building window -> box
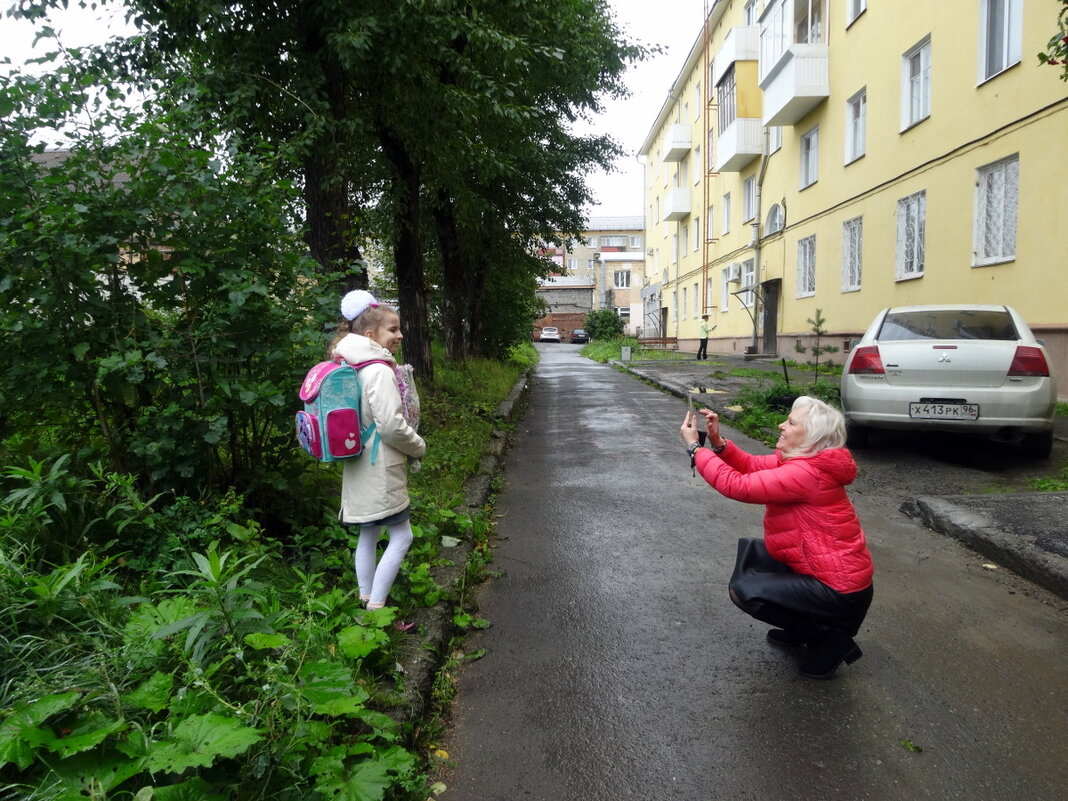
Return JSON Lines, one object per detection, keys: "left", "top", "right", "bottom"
{"left": 707, "top": 205, "right": 714, "bottom": 238}
{"left": 681, "top": 286, "right": 687, "bottom": 319}
{"left": 768, "top": 125, "right": 782, "bottom": 153}
{"left": 586, "top": 259, "right": 595, "bottom": 270}
{"left": 588, "top": 236, "right": 598, "bottom": 248}
{"left": 800, "top": 126, "right": 819, "bottom": 188}
{"left": 693, "top": 282, "right": 700, "bottom": 317}
{"left": 603, "top": 235, "right": 627, "bottom": 247}
{"left": 842, "top": 216, "right": 863, "bottom": 292}
{"left": 741, "top": 259, "right": 756, "bottom": 307}
{"left": 694, "top": 83, "right": 702, "bottom": 121}
{"left": 717, "top": 65, "right": 737, "bottom": 135}
{"left": 722, "top": 193, "right": 731, "bottom": 234}
{"left": 694, "top": 217, "right": 701, "bottom": 251}
{"left": 673, "top": 234, "right": 679, "bottom": 264}
{"left": 721, "top": 269, "right": 731, "bottom": 311}
{"left": 797, "top": 236, "right": 816, "bottom": 297}
{"left": 744, "top": 0, "right": 758, "bottom": 26}
{"left": 902, "top": 37, "right": 932, "bottom": 129}
{"left": 974, "top": 154, "right": 1019, "bottom": 265}
{"left": 567, "top": 258, "right": 577, "bottom": 271}
{"left": 682, "top": 224, "right": 690, "bottom": 253}
{"left": 847, "top": 0, "right": 867, "bottom": 26}
{"left": 614, "top": 270, "right": 631, "bottom": 289}
{"left": 694, "top": 146, "right": 702, "bottom": 182}
{"left": 630, "top": 235, "right": 642, "bottom": 248}
{"left": 672, "top": 290, "right": 678, "bottom": 322}
{"left": 980, "top": 0, "right": 1021, "bottom": 81}
{"left": 896, "top": 190, "right": 926, "bottom": 279}
{"left": 845, "top": 89, "right": 866, "bottom": 164}
{"left": 765, "top": 204, "right": 784, "bottom": 235}
{"left": 743, "top": 176, "right": 757, "bottom": 222}
{"left": 616, "top": 306, "right": 631, "bottom": 321}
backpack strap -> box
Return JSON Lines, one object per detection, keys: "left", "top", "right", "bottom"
{"left": 349, "top": 359, "right": 393, "bottom": 465}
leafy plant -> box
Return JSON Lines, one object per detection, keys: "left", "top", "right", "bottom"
{"left": 584, "top": 308, "right": 626, "bottom": 340}
{"left": 793, "top": 308, "right": 840, "bottom": 382}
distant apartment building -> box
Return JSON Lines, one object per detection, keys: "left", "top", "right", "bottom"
{"left": 537, "top": 216, "right": 647, "bottom": 335}
{"left": 640, "top": 0, "right": 1068, "bottom": 379}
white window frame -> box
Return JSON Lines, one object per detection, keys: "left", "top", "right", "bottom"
{"left": 841, "top": 216, "right": 863, "bottom": 292}
{"left": 768, "top": 125, "right": 783, "bottom": 154}
{"left": 717, "top": 65, "right": 738, "bottom": 135}
{"left": 765, "top": 204, "right": 784, "bottom": 235}
{"left": 902, "top": 37, "right": 932, "bottom": 130}
{"left": 742, "top": 176, "right": 757, "bottom": 222}
{"left": 722, "top": 193, "right": 731, "bottom": 234}
{"left": 694, "top": 217, "right": 701, "bottom": 251}
{"left": 800, "top": 126, "right": 819, "bottom": 188}
{"left": 896, "top": 190, "right": 926, "bottom": 279}
{"left": 741, "top": 259, "right": 756, "bottom": 307}
{"left": 586, "top": 259, "right": 595, "bottom": 270}
{"left": 744, "top": 0, "right": 758, "bottom": 26}
{"left": 616, "top": 306, "right": 631, "bottom": 321}
{"left": 797, "top": 236, "right": 816, "bottom": 298}
{"left": 681, "top": 286, "right": 687, "bottom": 320}
{"left": 682, "top": 224, "right": 690, "bottom": 253}
{"left": 705, "top": 277, "right": 714, "bottom": 312}
{"left": 630, "top": 236, "right": 642, "bottom": 248}
{"left": 673, "top": 234, "right": 679, "bottom": 264}
{"left": 707, "top": 205, "right": 715, "bottom": 239}
{"left": 588, "top": 236, "right": 598, "bottom": 248}
{"left": 672, "top": 290, "right": 678, "bottom": 322}
{"left": 567, "top": 258, "right": 576, "bottom": 271}
{"left": 614, "top": 270, "right": 631, "bottom": 289}
{"left": 979, "top": 0, "right": 1022, "bottom": 82}
{"left": 973, "top": 154, "right": 1019, "bottom": 266}
{"left": 694, "top": 84, "right": 702, "bottom": 122}
{"left": 845, "top": 88, "right": 866, "bottom": 164}
{"left": 721, "top": 269, "right": 731, "bottom": 311}
{"left": 693, "top": 282, "right": 699, "bottom": 317}
{"left": 846, "top": 0, "right": 867, "bottom": 26}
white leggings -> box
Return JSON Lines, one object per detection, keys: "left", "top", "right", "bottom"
{"left": 354, "top": 520, "right": 414, "bottom": 607}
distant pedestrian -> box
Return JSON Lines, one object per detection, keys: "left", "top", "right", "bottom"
{"left": 680, "top": 397, "right": 874, "bottom": 679}
{"left": 330, "top": 290, "right": 426, "bottom": 609}
{"left": 696, "top": 315, "right": 711, "bottom": 360}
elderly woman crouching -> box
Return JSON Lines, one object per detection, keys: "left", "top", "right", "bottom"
{"left": 681, "top": 396, "right": 874, "bottom": 680}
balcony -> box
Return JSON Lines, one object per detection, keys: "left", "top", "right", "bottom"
{"left": 715, "top": 117, "right": 762, "bottom": 172}
{"left": 663, "top": 188, "right": 691, "bottom": 221}
{"left": 759, "top": 43, "right": 828, "bottom": 126}
{"left": 712, "top": 25, "right": 760, "bottom": 85}
{"left": 662, "top": 124, "right": 691, "bottom": 162}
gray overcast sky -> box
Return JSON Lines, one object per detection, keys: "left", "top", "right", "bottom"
{"left": 2, "top": 0, "right": 705, "bottom": 218}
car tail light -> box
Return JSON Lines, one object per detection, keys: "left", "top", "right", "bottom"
{"left": 1007, "top": 346, "right": 1050, "bottom": 377}
{"left": 848, "top": 345, "right": 885, "bottom": 375}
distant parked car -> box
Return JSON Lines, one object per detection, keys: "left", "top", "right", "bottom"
{"left": 539, "top": 326, "right": 561, "bottom": 343}
{"left": 840, "top": 304, "right": 1057, "bottom": 457}
{"left": 569, "top": 328, "right": 589, "bottom": 344}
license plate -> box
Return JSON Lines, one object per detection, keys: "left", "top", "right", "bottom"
{"left": 908, "top": 402, "right": 980, "bottom": 420}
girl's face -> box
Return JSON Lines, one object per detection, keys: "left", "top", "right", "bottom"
{"left": 365, "top": 311, "right": 403, "bottom": 354}
{"left": 776, "top": 408, "right": 808, "bottom": 456}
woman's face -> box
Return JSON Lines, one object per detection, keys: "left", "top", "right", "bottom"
{"left": 777, "top": 407, "right": 808, "bottom": 455}
{"left": 366, "top": 311, "right": 403, "bottom": 354}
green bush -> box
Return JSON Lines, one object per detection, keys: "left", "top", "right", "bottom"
{"left": 583, "top": 308, "right": 625, "bottom": 340}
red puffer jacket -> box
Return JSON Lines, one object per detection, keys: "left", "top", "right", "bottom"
{"left": 694, "top": 442, "right": 874, "bottom": 593}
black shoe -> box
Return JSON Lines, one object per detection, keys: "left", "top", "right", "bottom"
{"left": 766, "top": 628, "right": 807, "bottom": 648}
{"left": 798, "top": 635, "right": 863, "bottom": 680}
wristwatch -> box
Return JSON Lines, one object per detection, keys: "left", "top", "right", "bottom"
{"left": 711, "top": 439, "right": 728, "bottom": 454}
{"left": 686, "top": 442, "right": 701, "bottom": 456}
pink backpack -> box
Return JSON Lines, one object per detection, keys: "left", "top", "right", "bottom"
{"left": 295, "top": 359, "right": 390, "bottom": 462}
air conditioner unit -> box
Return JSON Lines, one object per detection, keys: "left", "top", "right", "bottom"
{"left": 727, "top": 263, "right": 742, "bottom": 283}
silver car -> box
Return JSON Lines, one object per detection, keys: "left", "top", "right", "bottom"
{"left": 539, "top": 326, "right": 561, "bottom": 343}
{"left": 840, "top": 305, "right": 1057, "bottom": 457}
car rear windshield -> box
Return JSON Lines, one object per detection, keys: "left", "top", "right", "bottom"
{"left": 877, "top": 309, "right": 1019, "bottom": 341}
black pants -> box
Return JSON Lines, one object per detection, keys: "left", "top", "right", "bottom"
{"left": 728, "top": 538, "right": 872, "bottom": 639}
{"left": 696, "top": 338, "right": 708, "bottom": 359}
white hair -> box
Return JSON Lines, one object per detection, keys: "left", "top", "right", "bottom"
{"left": 791, "top": 395, "right": 847, "bottom": 454}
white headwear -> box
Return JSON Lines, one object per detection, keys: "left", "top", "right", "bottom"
{"left": 340, "top": 289, "right": 378, "bottom": 321}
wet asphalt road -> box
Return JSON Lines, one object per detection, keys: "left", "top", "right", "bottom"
{"left": 438, "top": 345, "right": 1068, "bottom": 801}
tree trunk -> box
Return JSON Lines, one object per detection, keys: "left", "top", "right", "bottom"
{"left": 303, "top": 148, "right": 366, "bottom": 294}
{"left": 432, "top": 190, "right": 469, "bottom": 361}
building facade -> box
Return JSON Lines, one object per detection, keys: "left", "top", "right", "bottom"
{"left": 640, "top": 0, "right": 1068, "bottom": 380}
{"left": 539, "top": 216, "right": 648, "bottom": 336}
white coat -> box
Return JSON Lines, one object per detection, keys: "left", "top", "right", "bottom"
{"left": 333, "top": 333, "right": 426, "bottom": 524}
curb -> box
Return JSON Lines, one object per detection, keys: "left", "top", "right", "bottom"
{"left": 902, "top": 495, "right": 1068, "bottom": 602}
{"left": 394, "top": 370, "right": 531, "bottom": 726}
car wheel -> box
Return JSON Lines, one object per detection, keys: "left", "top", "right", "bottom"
{"left": 846, "top": 422, "right": 870, "bottom": 449}
{"left": 1019, "top": 430, "right": 1053, "bottom": 458}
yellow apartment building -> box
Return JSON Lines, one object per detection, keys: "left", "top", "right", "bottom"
{"left": 639, "top": 0, "right": 1068, "bottom": 381}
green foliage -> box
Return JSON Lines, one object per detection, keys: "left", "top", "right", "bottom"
{"left": 733, "top": 376, "right": 841, "bottom": 447}
{"left": 583, "top": 309, "right": 626, "bottom": 340}
{"left": 793, "top": 308, "right": 840, "bottom": 382}
{"left": 1038, "top": 0, "right": 1068, "bottom": 80}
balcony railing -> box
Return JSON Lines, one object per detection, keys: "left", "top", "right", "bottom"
{"left": 663, "top": 188, "right": 691, "bottom": 221}
{"left": 663, "top": 124, "right": 692, "bottom": 162}
{"left": 759, "top": 43, "right": 829, "bottom": 126}
{"left": 712, "top": 25, "right": 760, "bottom": 86}
{"left": 715, "top": 117, "right": 762, "bottom": 172}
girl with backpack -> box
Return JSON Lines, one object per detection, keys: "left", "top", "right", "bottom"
{"left": 330, "top": 290, "right": 426, "bottom": 609}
